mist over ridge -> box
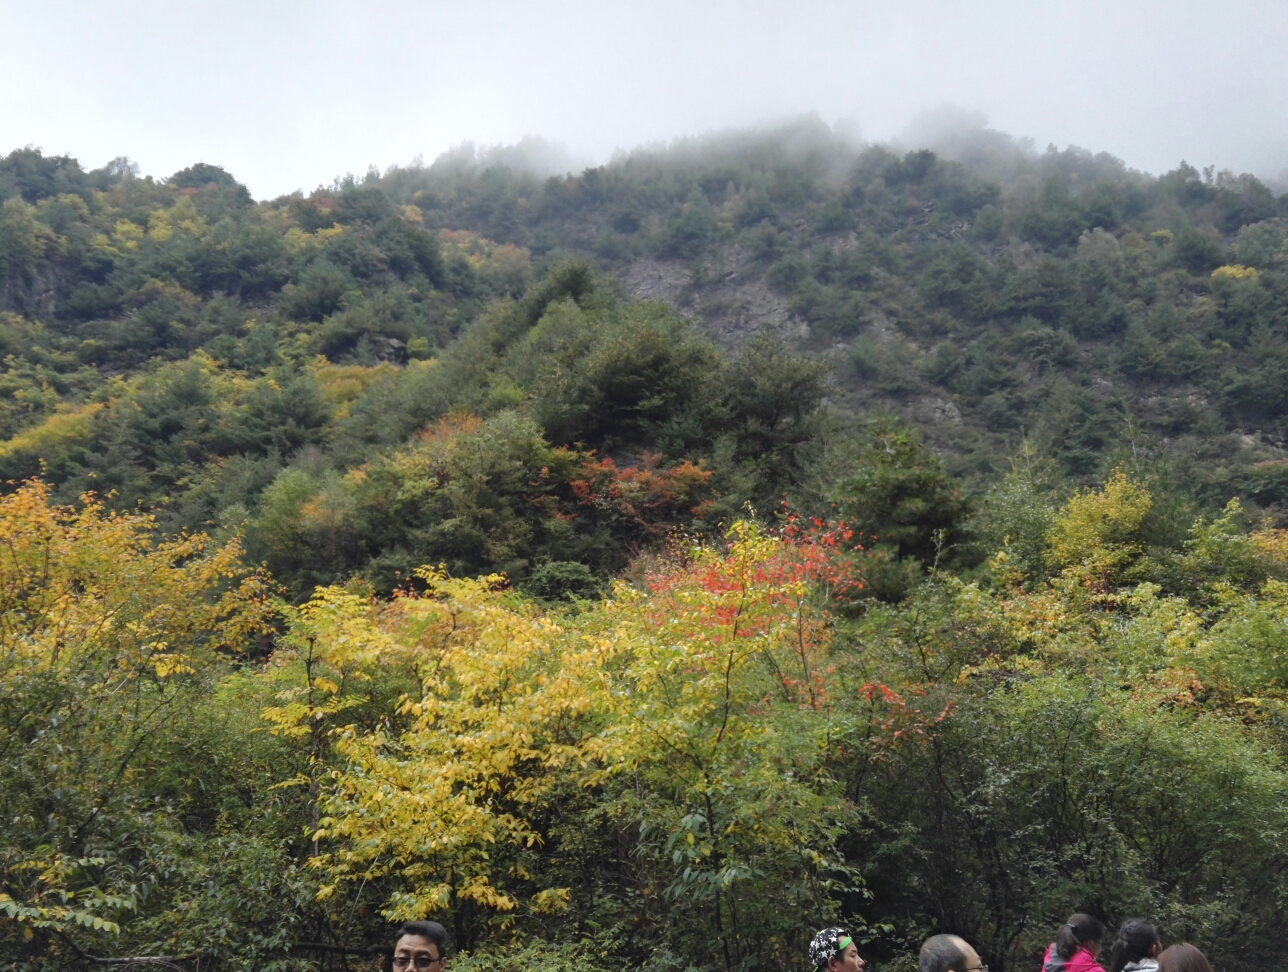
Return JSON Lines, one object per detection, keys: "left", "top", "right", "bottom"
{"left": 284, "top": 108, "right": 1287, "bottom": 206}
{"left": 9, "top": 0, "right": 1288, "bottom": 200}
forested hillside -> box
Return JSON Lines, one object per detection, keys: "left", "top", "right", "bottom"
{"left": 2, "top": 120, "right": 1288, "bottom": 595}
{"left": 4, "top": 123, "right": 1288, "bottom": 972}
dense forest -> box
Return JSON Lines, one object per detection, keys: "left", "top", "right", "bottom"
{"left": 3, "top": 119, "right": 1288, "bottom": 972}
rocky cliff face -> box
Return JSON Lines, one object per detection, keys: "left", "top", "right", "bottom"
{"left": 615, "top": 253, "right": 809, "bottom": 349}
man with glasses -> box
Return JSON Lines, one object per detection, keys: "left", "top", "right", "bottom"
{"left": 920, "top": 934, "right": 987, "bottom": 972}
{"left": 391, "top": 921, "right": 448, "bottom": 972}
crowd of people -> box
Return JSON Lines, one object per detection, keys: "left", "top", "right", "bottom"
{"left": 814, "top": 914, "right": 1216, "bottom": 972}
{"left": 379, "top": 915, "right": 1218, "bottom": 972}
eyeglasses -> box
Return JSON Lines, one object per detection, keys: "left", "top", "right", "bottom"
{"left": 963, "top": 965, "right": 988, "bottom": 972}
{"left": 393, "top": 955, "right": 444, "bottom": 970}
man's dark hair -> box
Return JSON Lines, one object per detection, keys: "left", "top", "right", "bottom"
{"left": 393, "top": 921, "right": 448, "bottom": 957}
{"left": 920, "top": 935, "right": 968, "bottom": 972}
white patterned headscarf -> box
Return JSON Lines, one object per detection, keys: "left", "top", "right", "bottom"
{"left": 809, "top": 928, "right": 854, "bottom": 969}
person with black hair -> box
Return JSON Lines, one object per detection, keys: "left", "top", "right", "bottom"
{"left": 1108, "top": 920, "right": 1162, "bottom": 972}
{"left": 1042, "top": 914, "right": 1107, "bottom": 972}
{"left": 389, "top": 921, "right": 448, "bottom": 972}
{"left": 809, "top": 927, "right": 867, "bottom": 972}
{"left": 920, "top": 934, "right": 987, "bottom": 972}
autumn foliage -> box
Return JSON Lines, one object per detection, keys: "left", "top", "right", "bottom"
{"left": 7, "top": 472, "right": 1288, "bottom": 972}
{"left": 0, "top": 480, "right": 271, "bottom": 940}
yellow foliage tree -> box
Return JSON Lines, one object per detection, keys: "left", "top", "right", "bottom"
{"left": 0, "top": 480, "right": 271, "bottom": 935}
{"left": 146, "top": 196, "right": 208, "bottom": 242}
{"left": 1211, "top": 263, "right": 1259, "bottom": 281}
{"left": 310, "top": 568, "right": 610, "bottom": 919}
{"left": 308, "top": 523, "right": 867, "bottom": 966}
{"left": 1045, "top": 470, "right": 1152, "bottom": 586}
{"left": 0, "top": 478, "right": 270, "bottom": 693}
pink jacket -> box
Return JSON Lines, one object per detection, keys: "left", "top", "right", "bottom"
{"left": 1042, "top": 945, "right": 1107, "bottom": 972}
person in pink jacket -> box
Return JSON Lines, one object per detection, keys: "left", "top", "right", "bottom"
{"left": 1042, "top": 914, "right": 1107, "bottom": 972}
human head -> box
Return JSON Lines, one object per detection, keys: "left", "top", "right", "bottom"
{"left": 1157, "top": 944, "right": 1213, "bottom": 972}
{"left": 1055, "top": 914, "right": 1106, "bottom": 960}
{"left": 920, "top": 934, "right": 984, "bottom": 972}
{"left": 809, "top": 927, "right": 866, "bottom": 972}
{"left": 391, "top": 921, "right": 448, "bottom": 972}
{"left": 1108, "top": 920, "right": 1162, "bottom": 972}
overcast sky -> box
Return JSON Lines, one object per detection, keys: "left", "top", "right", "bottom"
{"left": 4, "top": 0, "right": 1288, "bottom": 199}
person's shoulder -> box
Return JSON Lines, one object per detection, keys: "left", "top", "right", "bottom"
{"left": 1068, "top": 952, "right": 1106, "bottom": 972}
